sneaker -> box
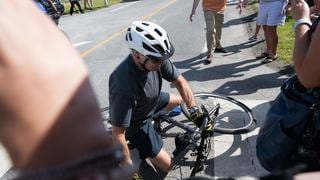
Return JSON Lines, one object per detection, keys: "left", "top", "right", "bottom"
{"left": 249, "top": 36, "right": 258, "bottom": 41}
{"left": 215, "top": 47, "right": 229, "bottom": 53}
{"left": 256, "top": 52, "right": 269, "bottom": 59}
{"left": 261, "top": 55, "right": 278, "bottom": 64}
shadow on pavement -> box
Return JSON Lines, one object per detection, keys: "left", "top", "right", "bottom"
{"left": 223, "top": 12, "right": 258, "bottom": 28}
{"left": 223, "top": 39, "right": 264, "bottom": 56}
{"left": 204, "top": 101, "right": 270, "bottom": 178}
{"left": 213, "top": 69, "right": 289, "bottom": 96}
{"left": 173, "top": 56, "right": 290, "bottom": 96}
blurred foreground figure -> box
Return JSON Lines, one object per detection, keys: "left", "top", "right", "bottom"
{"left": 0, "top": 0, "right": 133, "bottom": 179}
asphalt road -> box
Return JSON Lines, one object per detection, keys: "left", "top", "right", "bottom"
{"left": 0, "top": 0, "right": 290, "bottom": 179}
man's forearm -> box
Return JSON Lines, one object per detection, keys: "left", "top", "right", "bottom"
{"left": 191, "top": 0, "right": 201, "bottom": 13}
{"left": 173, "top": 76, "right": 196, "bottom": 108}
{"left": 293, "top": 25, "right": 311, "bottom": 86}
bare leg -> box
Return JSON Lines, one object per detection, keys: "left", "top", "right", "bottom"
{"left": 266, "top": 25, "right": 278, "bottom": 57}
{"left": 84, "top": 0, "right": 88, "bottom": 9}
{"left": 89, "top": 0, "right": 94, "bottom": 8}
{"left": 150, "top": 149, "right": 173, "bottom": 172}
{"left": 254, "top": 24, "right": 261, "bottom": 37}
{"left": 263, "top": 25, "right": 271, "bottom": 54}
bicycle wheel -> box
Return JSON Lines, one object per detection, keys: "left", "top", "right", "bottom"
{"left": 181, "top": 93, "right": 256, "bottom": 134}
{"left": 101, "top": 107, "right": 112, "bottom": 134}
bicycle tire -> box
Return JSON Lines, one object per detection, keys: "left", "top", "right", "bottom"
{"left": 101, "top": 107, "right": 112, "bottom": 133}
{"left": 181, "top": 93, "right": 256, "bottom": 134}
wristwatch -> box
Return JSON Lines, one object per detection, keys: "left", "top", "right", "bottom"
{"left": 188, "top": 106, "right": 199, "bottom": 114}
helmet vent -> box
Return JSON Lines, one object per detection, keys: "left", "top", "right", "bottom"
{"left": 136, "top": 27, "right": 143, "bottom": 32}
{"left": 142, "top": 22, "right": 149, "bottom": 26}
{"left": 145, "top": 34, "right": 155, "bottom": 40}
{"left": 152, "top": 44, "right": 165, "bottom": 54}
{"left": 128, "top": 32, "right": 132, "bottom": 41}
{"left": 125, "top": 34, "right": 128, "bottom": 41}
{"left": 154, "top": 29, "right": 162, "bottom": 36}
{"left": 164, "top": 40, "right": 169, "bottom": 49}
{"left": 143, "top": 42, "right": 157, "bottom": 53}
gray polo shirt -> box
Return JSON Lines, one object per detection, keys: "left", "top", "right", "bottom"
{"left": 109, "top": 55, "right": 180, "bottom": 135}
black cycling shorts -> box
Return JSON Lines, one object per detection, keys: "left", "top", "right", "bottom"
{"left": 126, "top": 92, "right": 169, "bottom": 159}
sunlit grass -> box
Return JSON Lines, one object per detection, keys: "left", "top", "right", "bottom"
{"left": 277, "top": 16, "right": 295, "bottom": 65}
{"left": 61, "top": 0, "right": 122, "bottom": 14}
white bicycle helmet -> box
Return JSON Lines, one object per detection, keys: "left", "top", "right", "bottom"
{"left": 125, "top": 21, "right": 175, "bottom": 61}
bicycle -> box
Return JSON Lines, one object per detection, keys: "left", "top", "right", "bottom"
{"left": 101, "top": 92, "right": 256, "bottom": 178}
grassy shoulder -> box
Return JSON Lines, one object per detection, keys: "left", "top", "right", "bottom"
{"left": 277, "top": 16, "right": 295, "bottom": 65}
{"left": 61, "top": 0, "right": 122, "bottom": 14}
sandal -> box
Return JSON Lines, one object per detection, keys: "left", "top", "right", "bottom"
{"left": 256, "top": 52, "right": 269, "bottom": 59}
{"left": 261, "top": 55, "right": 278, "bottom": 64}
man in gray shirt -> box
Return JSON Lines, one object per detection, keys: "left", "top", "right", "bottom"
{"left": 109, "top": 21, "right": 204, "bottom": 176}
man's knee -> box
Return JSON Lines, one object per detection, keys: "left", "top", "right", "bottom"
{"left": 150, "top": 149, "right": 173, "bottom": 172}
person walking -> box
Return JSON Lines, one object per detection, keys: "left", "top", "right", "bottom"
{"left": 69, "top": 0, "right": 84, "bottom": 15}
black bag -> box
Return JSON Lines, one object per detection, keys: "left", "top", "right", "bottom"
{"left": 256, "top": 75, "right": 320, "bottom": 172}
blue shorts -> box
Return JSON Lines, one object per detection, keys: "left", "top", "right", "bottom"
{"left": 126, "top": 92, "right": 169, "bottom": 159}
{"left": 257, "top": 1, "right": 286, "bottom": 26}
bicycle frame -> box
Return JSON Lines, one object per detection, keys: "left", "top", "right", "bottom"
{"left": 101, "top": 92, "right": 256, "bottom": 178}
{"left": 155, "top": 104, "right": 218, "bottom": 177}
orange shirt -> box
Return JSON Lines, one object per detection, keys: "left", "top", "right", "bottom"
{"left": 202, "top": 0, "right": 227, "bottom": 12}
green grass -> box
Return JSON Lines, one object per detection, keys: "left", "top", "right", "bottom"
{"left": 247, "top": 0, "right": 259, "bottom": 12}
{"left": 61, "top": 0, "right": 122, "bottom": 14}
{"left": 277, "top": 16, "right": 295, "bottom": 65}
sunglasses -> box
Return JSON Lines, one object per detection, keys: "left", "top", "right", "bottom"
{"left": 145, "top": 57, "right": 163, "bottom": 64}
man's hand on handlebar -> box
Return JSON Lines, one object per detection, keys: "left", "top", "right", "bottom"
{"left": 189, "top": 106, "right": 205, "bottom": 128}
{"left": 189, "top": 106, "right": 213, "bottom": 132}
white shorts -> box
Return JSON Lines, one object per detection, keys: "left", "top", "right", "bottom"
{"left": 257, "top": 1, "right": 286, "bottom": 26}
